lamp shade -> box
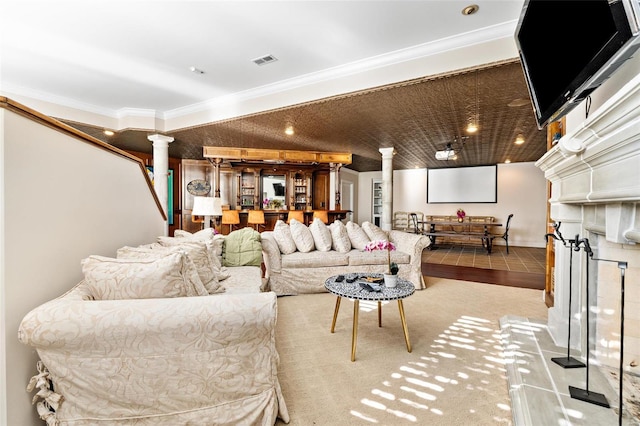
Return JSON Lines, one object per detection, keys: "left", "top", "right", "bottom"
{"left": 192, "top": 196, "right": 223, "bottom": 216}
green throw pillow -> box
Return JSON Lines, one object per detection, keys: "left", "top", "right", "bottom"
{"left": 222, "top": 227, "right": 262, "bottom": 267}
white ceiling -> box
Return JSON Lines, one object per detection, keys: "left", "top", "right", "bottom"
{"left": 1, "top": 0, "right": 526, "bottom": 130}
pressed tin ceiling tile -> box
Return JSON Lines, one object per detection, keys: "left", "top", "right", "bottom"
{"left": 62, "top": 60, "right": 548, "bottom": 172}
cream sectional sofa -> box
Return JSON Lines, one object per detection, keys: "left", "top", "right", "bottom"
{"left": 18, "top": 228, "right": 288, "bottom": 425}
{"left": 261, "top": 219, "right": 430, "bottom": 295}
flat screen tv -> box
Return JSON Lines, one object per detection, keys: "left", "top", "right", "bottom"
{"left": 515, "top": 0, "right": 640, "bottom": 129}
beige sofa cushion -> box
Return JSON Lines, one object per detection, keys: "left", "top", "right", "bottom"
{"left": 347, "top": 249, "right": 410, "bottom": 266}
{"left": 273, "top": 220, "right": 297, "bottom": 254}
{"left": 289, "top": 219, "right": 315, "bottom": 253}
{"left": 329, "top": 220, "right": 351, "bottom": 252}
{"left": 222, "top": 265, "right": 268, "bottom": 293}
{"left": 117, "top": 243, "right": 225, "bottom": 294}
{"left": 281, "top": 250, "right": 349, "bottom": 268}
{"left": 309, "top": 218, "right": 332, "bottom": 252}
{"left": 346, "top": 221, "right": 370, "bottom": 251}
{"left": 362, "top": 221, "right": 388, "bottom": 242}
{"left": 82, "top": 252, "right": 209, "bottom": 300}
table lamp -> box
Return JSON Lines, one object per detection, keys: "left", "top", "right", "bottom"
{"left": 192, "top": 196, "right": 223, "bottom": 229}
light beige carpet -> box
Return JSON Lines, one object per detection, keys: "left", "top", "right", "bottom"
{"left": 274, "top": 276, "right": 549, "bottom": 425}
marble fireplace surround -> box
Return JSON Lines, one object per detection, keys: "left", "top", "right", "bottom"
{"left": 536, "top": 72, "right": 640, "bottom": 377}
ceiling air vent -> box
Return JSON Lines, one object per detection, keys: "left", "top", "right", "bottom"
{"left": 252, "top": 54, "right": 278, "bottom": 66}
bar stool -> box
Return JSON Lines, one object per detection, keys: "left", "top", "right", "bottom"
{"left": 221, "top": 210, "right": 240, "bottom": 234}
{"left": 247, "top": 210, "right": 265, "bottom": 231}
{"left": 312, "top": 210, "right": 329, "bottom": 224}
{"left": 287, "top": 210, "right": 304, "bottom": 224}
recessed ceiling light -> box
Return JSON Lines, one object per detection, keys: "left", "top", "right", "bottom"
{"left": 505, "top": 159, "right": 512, "bottom": 164}
{"left": 189, "top": 66, "right": 205, "bottom": 74}
{"left": 462, "top": 4, "right": 479, "bottom": 15}
{"left": 104, "top": 130, "right": 114, "bottom": 136}
{"left": 514, "top": 134, "right": 525, "bottom": 145}
{"left": 508, "top": 98, "right": 530, "bottom": 107}
{"left": 285, "top": 126, "right": 294, "bottom": 136}
{"left": 466, "top": 123, "right": 478, "bottom": 133}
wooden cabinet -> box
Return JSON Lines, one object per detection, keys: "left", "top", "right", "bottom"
{"left": 289, "top": 171, "right": 312, "bottom": 210}
{"left": 181, "top": 159, "right": 213, "bottom": 234}
{"left": 239, "top": 170, "right": 259, "bottom": 209}
{"left": 313, "top": 170, "right": 330, "bottom": 209}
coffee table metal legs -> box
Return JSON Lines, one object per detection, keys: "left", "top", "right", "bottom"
{"left": 330, "top": 296, "right": 412, "bottom": 361}
{"left": 398, "top": 300, "right": 412, "bottom": 353}
{"left": 352, "top": 300, "right": 359, "bottom": 361}
{"left": 330, "top": 296, "right": 341, "bottom": 333}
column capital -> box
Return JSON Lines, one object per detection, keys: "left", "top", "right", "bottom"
{"left": 147, "top": 134, "right": 174, "bottom": 145}
{"left": 379, "top": 147, "right": 395, "bottom": 159}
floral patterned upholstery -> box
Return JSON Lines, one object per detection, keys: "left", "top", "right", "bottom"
{"left": 19, "top": 260, "right": 289, "bottom": 424}
{"left": 19, "top": 281, "right": 289, "bottom": 425}
{"left": 262, "top": 226, "right": 430, "bottom": 296}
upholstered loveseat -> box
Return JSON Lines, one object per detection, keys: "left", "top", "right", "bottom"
{"left": 261, "top": 219, "right": 430, "bottom": 295}
{"left": 18, "top": 228, "right": 288, "bottom": 425}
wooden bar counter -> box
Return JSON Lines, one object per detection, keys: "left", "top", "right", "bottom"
{"left": 235, "top": 209, "right": 351, "bottom": 232}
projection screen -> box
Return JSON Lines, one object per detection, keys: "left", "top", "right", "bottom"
{"left": 427, "top": 165, "right": 497, "bottom": 203}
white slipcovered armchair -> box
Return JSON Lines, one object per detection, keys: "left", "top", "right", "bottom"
{"left": 19, "top": 280, "right": 289, "bottom": 425}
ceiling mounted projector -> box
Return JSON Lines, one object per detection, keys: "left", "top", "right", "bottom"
{"left": 435, "top": 142, "right": 457, "bottom": 160}
{"left": 435, "top": 150, "right": 457, "bottom": 160}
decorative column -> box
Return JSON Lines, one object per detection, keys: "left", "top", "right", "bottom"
{"left": 331, "top": 162, "right": 343, "bottom": 210}
{"left": 208, "top": 158, "right": 222, "bottom": 197}
{"left": 379, "top": 147, "right": 395, "bottom": 231}
{"left": 147, "top": 134, "right": 174, "bottom": 236}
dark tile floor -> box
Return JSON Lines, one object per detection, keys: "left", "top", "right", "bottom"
{"left": 422, "top": 244, "right": 546, "bottom": 274}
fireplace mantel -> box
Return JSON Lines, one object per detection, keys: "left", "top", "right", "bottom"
{"left": 535, "top": 68, "right": 640, "bottom": 375}
{"left": 536, "top": 71, "right": 640, "bottom": 245}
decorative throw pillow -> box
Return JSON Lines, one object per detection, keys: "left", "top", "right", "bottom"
{"left": 346, "top": 221, "right": 371, "bottom": 251}
{"left": 157, "top": 235, "right": 231, "bottom": 282}
{"left": 222, "top": 227, "right": 263, "bottom": 267}
{"left": 208, "top": 236, "right": 232, "bottom": 281}
{"left": 117, "top": 243, "right": 224, "bottom": 294}
{"left": 362, "top": 221, "right": 389, "bottom": 242}
{"left": 171, "top": 230, "right": 226, "bottom": 273}
{"left": 82, "top": 252, "right": 209, "bottom": 300}
{"left": 174, "top": 228, "right": 217, "bottom": 240}
{"left": 329, "top": 220, "right": 351, "bottom": 253}
{"left": 272, "top": 220, "right": 297, "bottom": 254}
{"left": 309, "top": 218, "right": 332, "bottom": 251}
{"left": 289, "top": 218, "right": 315, "bottom": 253}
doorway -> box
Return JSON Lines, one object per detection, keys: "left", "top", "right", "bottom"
{"left": 341, "top": 181, "right": 354, "bottom": 222}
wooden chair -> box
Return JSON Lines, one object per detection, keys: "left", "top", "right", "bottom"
{"left": 247, "top": 210, "right": 265, "bottom": 231}
{"left": 485, "top": 214, "right": 513, "bottom": 254}
{"left": 287, "top": 210, "right": 304, "bottom": 224}
{"left": 393, "top": 211, "right": 409, "bottom": 231}
{"left": 498, "top": 214, "right": 514, "bottom": 254}
{"left": 408, "top": 212, "right": 423, "bottom": 234}
{"left": 221, "top": 210, "right": 240, "bottom": 233}
{"left": 312, "top": 210, "right": 329, "bottom": 224}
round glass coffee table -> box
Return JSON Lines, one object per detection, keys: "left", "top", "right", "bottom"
{"left": 325, "top": 273, "right": 415, "bottom": 362}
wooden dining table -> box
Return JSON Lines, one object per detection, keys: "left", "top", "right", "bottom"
{"left": 418, "top": 220, "right": 503, "bottom": 254}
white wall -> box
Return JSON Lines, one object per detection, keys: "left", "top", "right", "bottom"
{"left": 357, "top": 162, "right": 547, "bottom": 248}
{"left": 356, "top": 171, "right": 382, "bottom": 224}
{"left": 1, "top": 108, "right": 166, "bottom": 425}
